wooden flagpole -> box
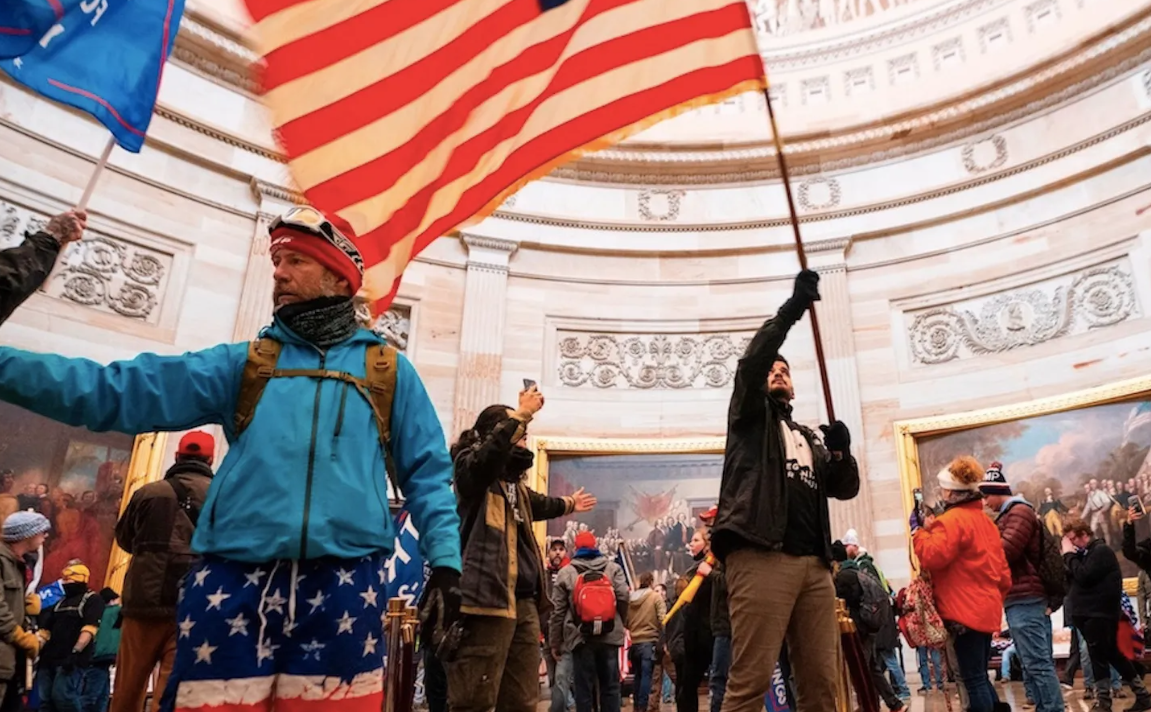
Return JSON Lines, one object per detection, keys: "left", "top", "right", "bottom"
{"left": 761, "top": 86, "right": 836, "bottom": 422}
{"left": 77, "top": 136, "right": 116, "bottom": 211}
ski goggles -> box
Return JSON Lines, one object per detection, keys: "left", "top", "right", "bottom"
{"left": 269, "top": 206, "right": 348, "bottom": 244}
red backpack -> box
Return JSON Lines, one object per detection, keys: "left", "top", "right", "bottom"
{"left": 573, "top": 570, "right": 617, "bottom": 637}
{"left": 898, "top": 577, "right": 948, "bottom": 649}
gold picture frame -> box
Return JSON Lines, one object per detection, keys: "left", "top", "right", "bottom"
{"left": 894, "top": 374, "right": 1151, "bottom": 591}
{"left": 527, "top": 436, "right": 726, "bottom": 546}
{"left": 103, "top": 432, "right": 169, "bottom": 593}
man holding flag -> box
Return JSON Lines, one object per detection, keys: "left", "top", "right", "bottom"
{"left": 0, "top": 206, "right": 464, "bottom": 712}
{"left": 0, "top": 209, "right": 85, "bottom": 325}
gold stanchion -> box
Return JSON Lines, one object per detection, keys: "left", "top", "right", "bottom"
{"left": 835, "top": 600, "right": 854, "bottom": 712}
{"left": 384, "top": 599, "right": 420, "bottom": 712}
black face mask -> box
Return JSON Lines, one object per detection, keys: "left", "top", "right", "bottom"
{"left": 504, "top": 446, "right": 534, "bottom": 481}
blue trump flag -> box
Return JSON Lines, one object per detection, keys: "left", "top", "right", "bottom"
{"left": 0, "top": 0, "right": 185, "bottom": 152}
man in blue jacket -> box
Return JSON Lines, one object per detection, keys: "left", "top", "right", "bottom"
{"left": 0, "top": 206, "right": 462, "bottom": 712}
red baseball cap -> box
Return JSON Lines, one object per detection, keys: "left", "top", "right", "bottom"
{"left": 177, "top": 431, "right": 215, "bottom": 460}
{"left": 700, "top": 506, "right": 718, "bottom": 524}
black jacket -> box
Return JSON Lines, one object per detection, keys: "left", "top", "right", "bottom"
{"left": 116, "top": 459, "right": 213, "bottom": 619}
{"left": 1065, "top": 539, "right": 1122, "bottom": 621}
{"left": 710, "top": 560, "right": 730, "bottom": 638}
{"left": 682, "top": 558, "right": 714, "bottom": 654}
{"left": 1123, "top": 523, "right": 1151, "bottom": 574}
{"left": 455, "top": 416, "right": 574, "bottom": 619}
{"left": 0, "top": 231, "right": 61, "bottom": 325}
{"left": 711, "top": 300, "right": 860, "bottom": 563}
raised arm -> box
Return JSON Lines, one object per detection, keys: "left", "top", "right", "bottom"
{"left": 528, "top": 488, "right": 574, "bottom": 522}
{"left": 728, "top": 271, "right": 821, "bottom": 423}
{"left": 0, "top": 343, "right": 244, "bottom": 434}
{"left": 0, "top": 232, "right": 61, "bottom": 324}
{"left": 1122, "top": 522, "right": 1151, "bottom": 574}
{"left": 389, "top": 354, "right": 462, "bottom": 573}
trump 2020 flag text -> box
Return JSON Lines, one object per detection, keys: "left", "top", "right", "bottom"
{"left": 0, "top": 0, "right": 185, "bottom": 152}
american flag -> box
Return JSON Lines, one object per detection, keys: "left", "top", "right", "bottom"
{"left": 244, "top": 0, "right": 766, "bottom": 311}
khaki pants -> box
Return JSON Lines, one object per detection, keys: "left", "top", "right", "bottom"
{"left": 720, "top": 550, "right": 839, "bottom": 712}
{"left": 109, "top": 617, "right": 177, "bottom": 712}
{"left": 446, "top": 604, "right": 541, "bottom": 712}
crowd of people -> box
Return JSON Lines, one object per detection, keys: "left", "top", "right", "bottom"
{"left": 4, "top": 204, "right": 1151, "bottom": 712}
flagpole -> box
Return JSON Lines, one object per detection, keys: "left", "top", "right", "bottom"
{"left": 761, "top": 86, "right": 836, "bottom": 423}
{"left": 77, "top": 136, "right": 115, "bottom": 211}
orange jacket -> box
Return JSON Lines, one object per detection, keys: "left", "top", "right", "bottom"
{"left": 912, "top": 499, "right": 1011, "bottom": 634}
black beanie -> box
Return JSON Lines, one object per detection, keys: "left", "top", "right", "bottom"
{"left": 831, "top": 540, "right": 848, "bottom": 563}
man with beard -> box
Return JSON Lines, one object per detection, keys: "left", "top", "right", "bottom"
{"left": 0, "top": 206, "right": 463, "bottom": 712}
{"left": 450, "top": 388, "right": 598, "bottom": 712}
{"left": 545, "top": 538, "right": 575, "bottom": 712}
{"left": 711, "top": 270, "right": 860, "bottom": 712}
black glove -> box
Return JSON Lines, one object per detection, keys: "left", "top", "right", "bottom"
{"left": 819, "top": 421, "right": 850, "bottom": 453}
{"left": 791, "top": 269, "right": 821, "bottom": 306}
{"left": 419, "top": 567, "right": 461, "bottom": 654}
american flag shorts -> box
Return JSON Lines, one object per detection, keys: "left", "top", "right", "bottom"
{"left": 160, "top": 554, "right": 387, "bottom": 712}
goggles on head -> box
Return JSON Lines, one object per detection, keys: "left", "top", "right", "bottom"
{"left": 270, "top": 206, "right": 348, "bottom": 244}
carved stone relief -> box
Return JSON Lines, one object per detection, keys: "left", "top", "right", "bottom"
{"left": 750, "top": 0, "right": 924, "bottom": 38}
{"left": 557, "top": 332, "right": 753, "bottom": 390}
{"left": 1024, "top": 0, "right": 1060, "bottom": 32}
{"left": 801, "top": 76, "right": 831, "bottom": 105}
{"left": 797, "top": 176, "right": 842, "bottom": 211}
{"left": 961, "top": 134, "right": 1009, "bottom": 173}
{"left": 978, "top": 18, "right": 1013, "bottom": 53}
{"left": 888, "top": 53, "right": 920, "bottom": 85}
{"left": 932, "top": 38, "right": 965, "bottom": 70}
{"left": 357, "top": 302, "right": 411, "bottom": 352}
{"left": 906, "top": 262, "right": 1139, "bottom": 365}
{"left": 844, "top": 67, "right": 875, "bottom": 96}
{"left": 0, "top": 200, "right": 172, "bottom": 323}
{"left": 637, "top": 190, "right": 684, "bottom": 222}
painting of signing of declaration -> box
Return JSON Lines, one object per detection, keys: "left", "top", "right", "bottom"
{"left": 0, "top": 401, "right": 133, "bottom": 590}
{"left": 546, "top": 453, "right": 724, "bottom": 584}
{"left": 916, "top": 399, "right": 1151, "bottom": 577}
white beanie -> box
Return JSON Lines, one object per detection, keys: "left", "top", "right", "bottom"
{"left": 843, "top": 529, "right": 860, "bottom": 547}
{"left": 937, "top": 464, "right": 981, "bottom": 492}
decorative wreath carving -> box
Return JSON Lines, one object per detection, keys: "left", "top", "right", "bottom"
{"left": 557, "top": 333, "right": 752, "bottom": 390}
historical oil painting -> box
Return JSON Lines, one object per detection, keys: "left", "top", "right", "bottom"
{"left": 0, "top": 401, "right": 133, "bottom": 590}
{"left": 544, "top": 452, "right": 724, "bottom": 584}
{"left": 915, "top": 398, "right": 1151, "bottom": 577}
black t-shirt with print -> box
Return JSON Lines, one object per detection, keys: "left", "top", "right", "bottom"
{"left": 778, "top": 421, "right": 823, "bottom": 558}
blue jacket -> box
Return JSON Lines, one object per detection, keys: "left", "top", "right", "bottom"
{"left": 0, "top": 319, "right": 462, "bottom": 572}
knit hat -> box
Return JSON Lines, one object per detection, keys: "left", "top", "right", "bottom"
{"left": 177, "top": 430, "right": 215, "bottom": 460}
{"left": 270, "top": 208, "right": 364, "bottom": 293}
{"left": 979, "top": 462, "right": 1012, "bottom": 496}
{"left": 831, "top": 540, "right": 848, "bottom": 563}
{"left": 842, "top": 528, "right": 860, "bottom": 547}
{"left": 937, "top": 456, "right": 984, "bottom": 492}
{"left": 2, "top": 511, "right": 50, "bottom": 542}
{"left": 574, "top": 531, "right": 597, "bottom": 550}
{"left": 62, "top": 563, "right": 91, "bottom": 584}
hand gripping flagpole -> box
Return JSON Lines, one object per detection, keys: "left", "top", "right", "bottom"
{"left": 761, "top": 83, "right": 836, "bottom": 423}
{"left": 77, "top": 136, "right": 116, "bottom": 212}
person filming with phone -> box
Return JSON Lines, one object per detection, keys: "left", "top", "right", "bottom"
{"left": 1122, "top": 498, "right": 1151, "bottom": 577}
{"left": 445, "top": 383, "right": 598, "bottom": 712}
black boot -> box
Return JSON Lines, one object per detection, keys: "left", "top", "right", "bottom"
{"left": 1127, "top": 673, "right": 1151, "bottom": 712}
{"left": 1091, "top": 683, "right": 1113, "bottom": 712}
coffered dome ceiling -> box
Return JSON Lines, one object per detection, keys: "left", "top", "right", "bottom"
{"left": 181, "top": 0, "right": 1151, "bottom": 188}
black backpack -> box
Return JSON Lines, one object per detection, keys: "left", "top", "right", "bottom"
{"left": 1005, "top": 501, "right": 1067, "bottom": 610}
{"left": 168, "top": 478, "right": 201, "bottom": 526}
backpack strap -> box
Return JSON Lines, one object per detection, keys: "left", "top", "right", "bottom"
{"left": 234, "top": 338, "right": 402, "bottom": 503}
{"left": 364, "top": 344, "right": 400, "bottom": 503}
{"left": 234, "top": 338, "right": 282, "bottom": 436}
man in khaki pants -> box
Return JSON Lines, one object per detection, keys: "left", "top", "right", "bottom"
{"left": 711, "top": 270, "right": 861, "bottom": 712}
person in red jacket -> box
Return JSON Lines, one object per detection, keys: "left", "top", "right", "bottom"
{"left": 978, "top": 463, "right": 1064, "bottom": 712}
{"left": 911, "top": 456, "right": 1011, "bottom": 712}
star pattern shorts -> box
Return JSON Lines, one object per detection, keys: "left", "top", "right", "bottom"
{"left": 160, "top": 554, "right": 387, "bottom": 712}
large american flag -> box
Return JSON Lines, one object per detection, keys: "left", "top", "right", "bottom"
{"left": 244, "top": 0, "right": 766, "bottom": 311}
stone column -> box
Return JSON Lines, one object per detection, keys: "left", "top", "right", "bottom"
{"left": 807, "top": 237, "right": 876, "bottom": 546}
{"left": 452, "top": 234, "right": 519, "bottom": 435}
{"left": 233, "top": 180, "right": 303, "bottom": 340}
